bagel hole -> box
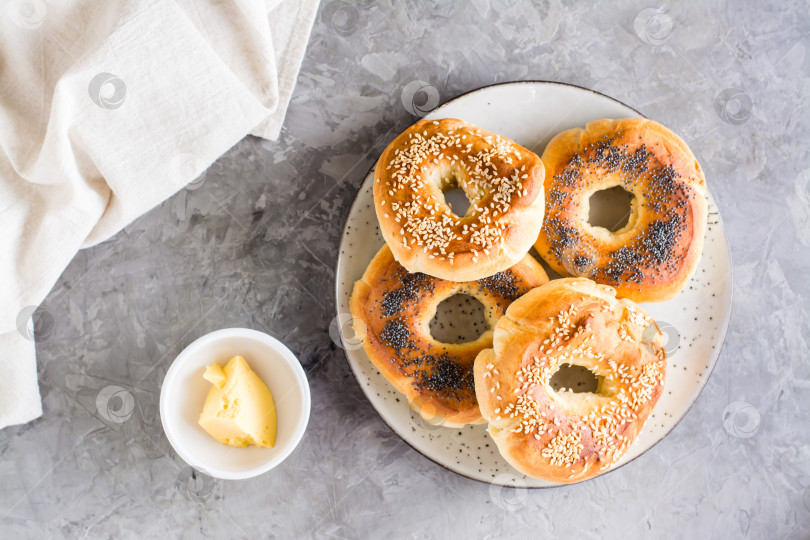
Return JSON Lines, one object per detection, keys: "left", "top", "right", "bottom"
{"left": 588, "top": 186, "right": 635, "bottom": 232}
{"left": 443, "top": 188, "right": 472, "bottom": 216}
{"left": 429, "top": 294, "right": 487, "bottom": 344}
{"left": 549, "top": 363, "right": 602, "bottom": 394}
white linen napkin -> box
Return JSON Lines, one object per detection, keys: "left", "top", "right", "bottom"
{"left": 0, "top": 0, "right": 319, "bottom": 429}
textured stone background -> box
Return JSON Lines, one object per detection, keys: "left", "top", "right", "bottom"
{"left": 2, "top": 0, "right": 809, "bottom": 538}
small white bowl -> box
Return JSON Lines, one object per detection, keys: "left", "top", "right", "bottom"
{"left": 160, "top": 328, "right": 310, "bottom": 480}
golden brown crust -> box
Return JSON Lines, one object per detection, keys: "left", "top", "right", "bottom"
{"left": 374, "top": 118, "right": 545, "bottom": 282}
{"left": 534, "top": 118, "right": 707, "bottom": 302}
{"left": 474, "top": 278, "right": 666, "bottom": 483}
{"left": 350, "top": 244, "right": 549, "bottom": 427}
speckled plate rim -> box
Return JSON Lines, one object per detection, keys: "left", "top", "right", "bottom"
{"left": 334, "top": 80, "right": 734, "bottom": 488}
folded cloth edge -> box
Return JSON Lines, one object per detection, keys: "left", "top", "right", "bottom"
{"left": 0, "top": 0, "right": 320, "bottom": 429}
{"left": 251, "top": 0, "right": 319, "bottom": 140}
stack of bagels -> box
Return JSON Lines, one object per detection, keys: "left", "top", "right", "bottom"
{"left": 350, "top": 117, "right": 707, "bottom": 483}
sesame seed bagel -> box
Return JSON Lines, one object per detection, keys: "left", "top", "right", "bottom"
{"left": 534, "top": 118, "right": 707, "bottom": 303}
{"left": 350, "top": 244, "right": 548, "bottom": 427}
{"left": 473, "top": 278, "right": 666, "bottom": 483}
{"left": 374, "top": 118, "right": 545, "bottom": 282}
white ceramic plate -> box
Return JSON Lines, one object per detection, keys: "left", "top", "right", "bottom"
{"left": 334, "top": 81, "right": 733, "bottom": 487}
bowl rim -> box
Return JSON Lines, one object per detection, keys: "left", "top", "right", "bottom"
{"left": 159, "top": 327, "right": 311, "bottom": 480}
